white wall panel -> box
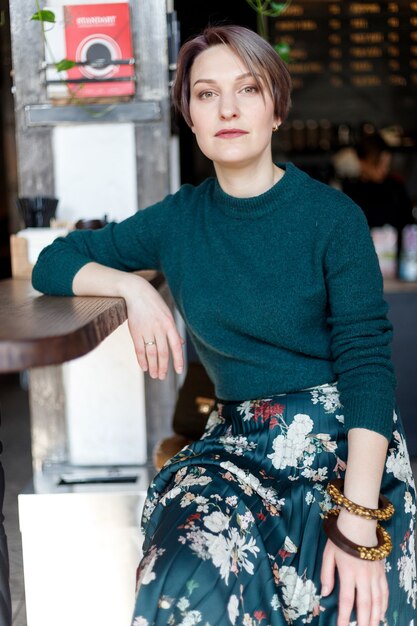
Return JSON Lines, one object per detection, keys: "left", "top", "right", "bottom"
{"left": 63, "top": 322, "right": 147, "bottom": 466}
{"left": 53, "top": 123, "right": 137, "bottom": 223}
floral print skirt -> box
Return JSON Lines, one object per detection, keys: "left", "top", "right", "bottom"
{"left": 132, "top": 383, "right": 417, "bottom": 626}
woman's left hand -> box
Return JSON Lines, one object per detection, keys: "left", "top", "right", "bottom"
{"left": 320, "top": 509, "right": 389, "bottom": 626}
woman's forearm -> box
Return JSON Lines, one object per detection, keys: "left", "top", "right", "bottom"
{"left": 72, "top": 261, "right": 141, "bottom": 298}
{"left": 344, "top": 427, "right": 389, "bottom": 508}
{"left": 336, "top": 427, "right": 389, "bottom": 544}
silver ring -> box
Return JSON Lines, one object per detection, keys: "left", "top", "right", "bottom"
{"left": 144, "top": 340, "right": 156, "bottom": 346}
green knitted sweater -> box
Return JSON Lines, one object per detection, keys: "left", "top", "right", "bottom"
{"left": 32, "top": 162, "right": 396, "bottom": 440}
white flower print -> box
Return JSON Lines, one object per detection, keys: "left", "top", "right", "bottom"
{"left": 237, "top": 510, "right": 255, "bottom": 531}
{"left": 301, "top": 467, "right": 328, "bottom": 482}
{"left": 184, "top": 529, "right": 211, "bottom": 561}
{"left": 283, "top": 536, "right": 298, "bottom": 554}
{"left": 317, "top": 489, "right": 334, "bottom": 517}
{"left": 227, "top": 594, "right": 239, "bottom": 625}
{"left": 133, "top": 618, "right": 149, "bottom": 626}
{"left": 405, "top": 491, "right": 417, "bottom": 516}
{"left": 279, "top": 566, "right": 321, "bottom": 622}
{"left": 141, "top": 493, "right": 160, "bottom": 527}
{"left": 201, "top": 409, "right": 224, "bottom": 438}
{"left": 195, "top": 496, "right": 210, "bottom": 513}
{"left": 267, "top": 414, "right": 314, "bottom": 470}
{"left": 219, "top": 460, "right": 283, "bottom": 506}
{"left": 177, "top": 610, "right": 202, "bottom": 626}
{"left": 218, "top": 433, "right": 257, "bottom": 456}
{"left": 203, "top": 511, "right": 230, "bottom": 533}
{"left": 310, "top": 385, "right": 341, "bottom": 413}
{"left": 137, "top": 545, "right": 166, "bottom": 587}
{"left": 271, "top": 594, "right": 280, "bottom": 611}
{"left": 398, "top": 553, "right": 417, "bottom": 608}
{"left": 184, "top": 525, "right": 259, "bottom": 585}
{"left": 237, "top": 400, "right": 255, "bottom": 422}
{"left": 160, "top": 486, "right": 182, "bottom": 506}
{"left": 314, "top": 433, "right": 338, "bottom": 453}
{"left": 177, "top": 597, "right": 190, "bottom": 611}
{"left": 181, "top": 493, "right": 196, "bottom": 508}
{"left": 206, "top": 527, "right": 259, "bottom": 584}
{"left": 394, "top": 512, "right": 417, "bottom": 609}
{"left": 305, "top": 491, "right": 314, "bottom": 505}
{"left": 335, "top": 414, "right": 344, "bottom": 424}
{"left": 226, "top": 495, "right": 238, "bottom": 507}
{"left": 304, "top": 454, "right": 315, "bottom": 467}
{"left": 409, "top": 523, "right": 415, "bottom": 556}
{"left": 180, "top": 470, "right": 213, "bottom": 489}
{"left": 174, "top": 466, "right": 188, "bottom": 484}
{"left": 386, "top": 430, "right": 414, "bottom": 485}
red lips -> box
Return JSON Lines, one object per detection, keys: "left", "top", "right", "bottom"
{"left": 215, "top": 128, "right": 249, "bottom": 138}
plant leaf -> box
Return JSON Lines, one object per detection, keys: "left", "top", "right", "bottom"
{"left": 274, "top": 41, "right": 291, "bottom": 62}
{"left": 270, "top": 2, "right": 287, "bottom": 14}
{"left": 31, "top": 9, "right": 56, "bottom": 23}
{"left": 55, "top": 58, "right": 77, "bottom": 72}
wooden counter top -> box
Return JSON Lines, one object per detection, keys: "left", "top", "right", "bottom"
{"left": 0, "top": 272, "right": 162, "bottom": 373}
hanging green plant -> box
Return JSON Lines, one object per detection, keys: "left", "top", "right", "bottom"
{"left": 30, "top": 2, "right": 116, "bottom": 117}
{"left": 31, "top": 9, "right": 56, "bottom": 24}
{"left": 274, "top": 41, "right": 291, "bottom": 63}
{"left": 31, "top": 3, "right": 77, "bottom": 75}
{"left": 245, "top": 0, "right": 293, "bottom": 61}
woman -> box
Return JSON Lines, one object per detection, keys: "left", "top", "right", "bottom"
{"left": 32, "top": 26, "right": 416, "bottom": 626}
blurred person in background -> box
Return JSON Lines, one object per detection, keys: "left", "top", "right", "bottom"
{"left": 342, "top": 133, "right": 414, "bottom": 261}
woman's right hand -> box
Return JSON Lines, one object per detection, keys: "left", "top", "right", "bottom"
{"left": 123, "top": 275, "right": 185, "bottom": 380}
{"left": 72, "top": 263, "right": 185, "bottom": 379}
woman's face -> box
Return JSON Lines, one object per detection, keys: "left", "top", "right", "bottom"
{"left": 189, "top": 44, "right": 279, "bottom": 170}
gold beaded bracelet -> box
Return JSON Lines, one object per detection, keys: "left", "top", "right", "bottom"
{"left": 323, "top": 509, "right": 393, "bottom": 560}
{"left": 326, "top": 478, "right": 395, "bottom": 521}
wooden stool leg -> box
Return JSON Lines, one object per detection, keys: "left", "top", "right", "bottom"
{"left": 152, "top": 434, "right": 192, "bottom": 470}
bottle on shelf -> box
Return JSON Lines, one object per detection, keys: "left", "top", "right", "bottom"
{"left": 371, "top": 224, "right": 397, "bottom": 280}
{"left": 399, "top": 224, "right": 417, "bottom": 282}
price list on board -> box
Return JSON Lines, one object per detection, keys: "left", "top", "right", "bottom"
{"left": 271, "top": 0, "right": 417, "bottom": 123}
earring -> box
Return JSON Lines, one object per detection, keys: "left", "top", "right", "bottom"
{"left": 272, "top": 123, "right": 279, "bottom": 132}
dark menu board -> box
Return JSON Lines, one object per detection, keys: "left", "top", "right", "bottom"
{"left": 271, "top": 1, "right": 417, "bottom": 128}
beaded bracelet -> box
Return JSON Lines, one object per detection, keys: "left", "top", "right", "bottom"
{"left": 326, "top": 478, "right": 395, "bottom": 521}
{"left": 323, "top": 509, "right": 393, "bottom": 561}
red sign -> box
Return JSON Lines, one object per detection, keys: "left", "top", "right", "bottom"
{"left": 64, "top": 3, "right": 135, "bottom": 98}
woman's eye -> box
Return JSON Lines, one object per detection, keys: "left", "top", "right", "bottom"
{"left": 199, "top": 91, "right": 214, "bottom": 99}
{"left": 242, "top": 85, "right": 258, "bottom": 94}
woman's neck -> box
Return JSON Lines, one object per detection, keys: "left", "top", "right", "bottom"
{"left": 214, "top": 160, "right": 285, "bottom": 198}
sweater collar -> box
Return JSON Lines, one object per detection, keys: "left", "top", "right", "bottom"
{"left": 212, "top": 162, "right": 300, "bottom": 219}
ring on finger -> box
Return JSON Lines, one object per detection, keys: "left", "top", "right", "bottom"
{"left": 144, "top": 340, "right": 156, "bottom": 347}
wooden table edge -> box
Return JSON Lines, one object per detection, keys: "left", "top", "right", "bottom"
{"left": 0, "top": 271, "right": 165, "bottom": 373}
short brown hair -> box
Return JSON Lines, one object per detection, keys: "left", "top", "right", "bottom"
{"left": 172, "top": 25, "right": 292, "bottom": 127}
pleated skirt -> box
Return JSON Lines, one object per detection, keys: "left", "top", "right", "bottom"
{"left": 132, "top": 383, "right": 417, "bottom": 626}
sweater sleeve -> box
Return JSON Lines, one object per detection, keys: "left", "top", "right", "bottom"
{"left": 32, "top": 198, "right": 171, "bottom": 296}
{"left": 324, "top": 202, "right": 396, "bottom": 442}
